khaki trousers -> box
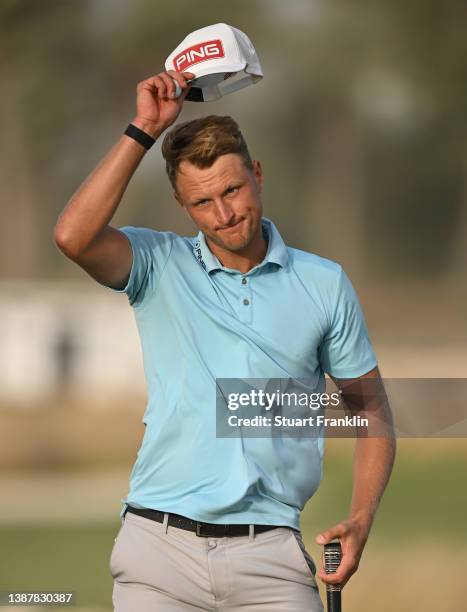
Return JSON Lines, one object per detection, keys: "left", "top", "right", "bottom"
{"left": 110, "top": 509, "right": 324, "bottom": 611}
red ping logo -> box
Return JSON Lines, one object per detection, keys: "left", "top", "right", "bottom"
{"left": 173, "top": 39, "right": 225, "bottom": 72}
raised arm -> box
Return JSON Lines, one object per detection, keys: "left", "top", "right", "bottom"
{"left": 53, "top": 69, "right": 194, "bottom": 290}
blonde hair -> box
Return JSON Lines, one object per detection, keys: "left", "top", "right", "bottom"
{"left": 161, "top": 115, "right": 253, "bottom": 190}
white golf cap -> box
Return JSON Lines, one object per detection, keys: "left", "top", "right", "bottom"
{"left": 165, "top": 23, "right": 263, "bottom": 102}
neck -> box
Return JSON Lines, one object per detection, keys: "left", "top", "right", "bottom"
{"left": 206, "top": 226, "right": 267, "bottom": 274}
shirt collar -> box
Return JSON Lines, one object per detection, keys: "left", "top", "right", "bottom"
{"left": 192, "top": 217, "right": 289, "bottom": 274}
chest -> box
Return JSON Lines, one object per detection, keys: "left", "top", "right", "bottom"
{"left": 152, "top": 262, "right": 329, "bottom": 372}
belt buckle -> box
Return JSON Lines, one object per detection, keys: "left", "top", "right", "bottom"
{"left": 196, "top": 522, "right": 210, "bottom": 537}
{"left": 196, "top": 522, "right": 229, "bottom": 537}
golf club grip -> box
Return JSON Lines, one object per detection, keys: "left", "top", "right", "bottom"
{"left": 324, "top": 541, "right": 342, "bottom": 612}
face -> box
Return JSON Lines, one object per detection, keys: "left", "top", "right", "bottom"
{"left": 174, "top": 153, "right": 264, "bottom": 254}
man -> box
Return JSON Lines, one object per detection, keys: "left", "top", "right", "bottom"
{"left": 54, "top": 69, "right": 396, "bottom": 611}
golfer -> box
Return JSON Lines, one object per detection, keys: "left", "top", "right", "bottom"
{"left": 54, "top": 70, "right": 396, "bottom": 611}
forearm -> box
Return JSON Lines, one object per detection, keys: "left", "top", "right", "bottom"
{"left": 350, "top": 435, "right": 396, "bottom": 528}
{"left": 315, "top": 434, "right": 396, "bottom": 587}
{"left": 316, "top": 368, "right": 396, "bottom": 587}
{"left": 54, "top": 117, "right": 161, "bottom": 257}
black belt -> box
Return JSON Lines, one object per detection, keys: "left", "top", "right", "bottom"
{"left": 125, "top": 505, "right": 285, "bottom": 538}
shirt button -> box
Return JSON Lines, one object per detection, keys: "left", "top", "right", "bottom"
{"left": 241, "top": 278, "right": 247, "bottom": 285}
{"left": 243, "top": 299, "right": 250, "bottom": 306}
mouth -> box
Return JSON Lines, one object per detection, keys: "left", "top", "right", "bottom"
{"left": 218, "top": 219, "right": 244, "bottom": 233}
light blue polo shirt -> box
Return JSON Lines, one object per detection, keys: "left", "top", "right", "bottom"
{"left": 104, "top": 217, "right": 377, "bottom": 529}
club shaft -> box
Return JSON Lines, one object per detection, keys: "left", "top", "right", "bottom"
{"left": 327, "top": 590, "right": 341, "bottom": 612}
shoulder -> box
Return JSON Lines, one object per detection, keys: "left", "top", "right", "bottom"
{"left": 119, "top": 227, "right": 204, "bottom": 277}
{"left": 118, "top": 225, "right": 196, "bottom": 254}
{"left": 119, "top": 225, "right": 178, "bottom": 244}
{"left": 286, "top": 246, "right": 343, "bottom": 289}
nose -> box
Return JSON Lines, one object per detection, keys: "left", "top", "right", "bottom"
{"left": 214, "top": 199, "right": 235, "bottom": 227}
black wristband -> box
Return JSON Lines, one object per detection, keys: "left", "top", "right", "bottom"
{"left": 124, "top": 123, "right": 156, "bottom": 150}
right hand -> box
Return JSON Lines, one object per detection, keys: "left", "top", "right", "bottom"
{"left": 132, "top": 70, "right": 196, "bottom": 137}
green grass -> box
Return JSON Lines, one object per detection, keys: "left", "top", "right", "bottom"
{"left": 0, "top": 521, "right": 119, "bottom": 609}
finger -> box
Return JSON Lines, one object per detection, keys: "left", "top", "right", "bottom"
{"left": 139, "top": 75, "right": 167, "bottom": 99}
{"left": 163, "top": 73, "right": 193, "bottom": 99}
{"left": 317, "top": 553, "right": 358, "bottom": 585}
{"left": 165, "top": 70, "right": 186, "bottom": 93}
{"left": 164, "top": 71, "right": 192, "bottom": 99}
{"left": 318, "top": 572, "right": 349, "bottom": 589}
{"left": 166, "top": 69, "right": 196, "bottom": 87}
{"left": 139, "top": 75, "right": 166, "bottom": 95}
{"left": 158, "top": 72, "right": 177, "bottom": 98}
{"left": 315, "top": 523, "right": 349, "bottom": 545}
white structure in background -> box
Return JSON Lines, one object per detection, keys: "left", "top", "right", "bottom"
{"left": 0, "top": 282, "right": 145, "bottom": 407}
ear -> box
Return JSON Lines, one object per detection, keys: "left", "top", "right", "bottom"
{"left": 252, "top": 160, "right": 264, "bottom": 191}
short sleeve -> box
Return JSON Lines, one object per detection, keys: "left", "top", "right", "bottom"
{"left": 104, "top": 225, "right": 174, "bottom": 307}
{"left": 318, "top": 267, "right": 377, "bottom": 378}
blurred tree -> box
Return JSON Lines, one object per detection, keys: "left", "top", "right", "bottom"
{"left": 353, "top": 0, "right": 467, "bottom": 278}
{"left": 255, "top": 0, "right": 467, "bottom": 279}
{"left": 1, "top": 0, "right": 101, "bottom": 278}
